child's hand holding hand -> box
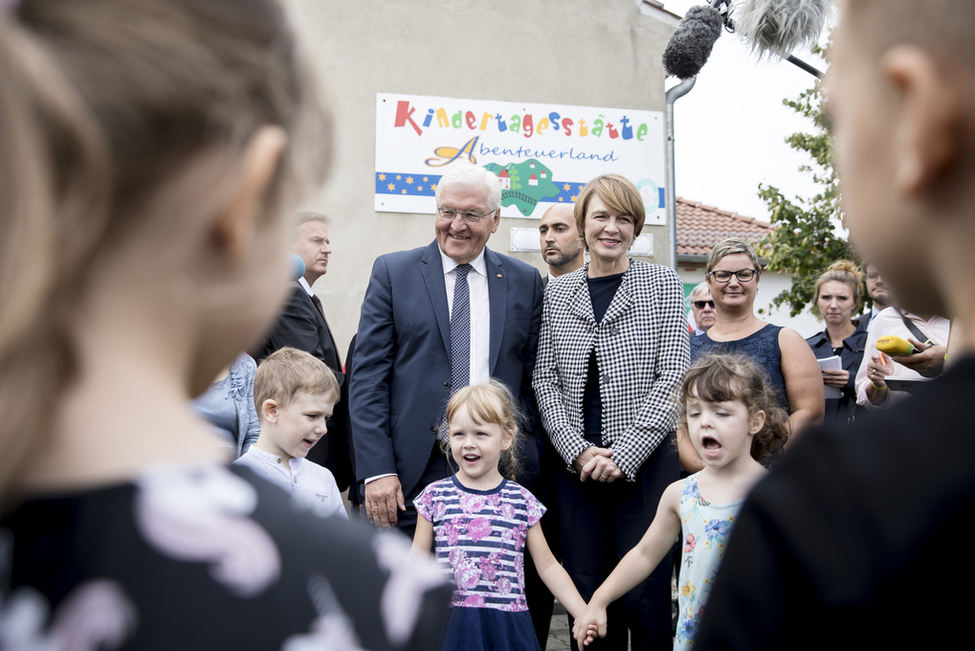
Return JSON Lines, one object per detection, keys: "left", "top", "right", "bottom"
{"left": 572, "top": 605, "right": 606, "bottom": 650}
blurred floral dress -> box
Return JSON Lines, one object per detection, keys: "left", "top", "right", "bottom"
{"left": 0, "top": 463, "right": 452, "bottom": 650}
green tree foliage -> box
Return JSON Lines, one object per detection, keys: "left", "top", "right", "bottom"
{"left": 758, "top": 44, "right": 858, "bottom": 317}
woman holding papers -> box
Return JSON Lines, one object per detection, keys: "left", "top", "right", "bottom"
{"left": 805, "top": 261, "right": 869, "bottom": 427}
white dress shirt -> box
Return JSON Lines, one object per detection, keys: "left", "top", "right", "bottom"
{"left": 855, "top": 307, "right": 950, "bottom": 410}
{"left": 234, "top": 447, "right": 348, "bottom": 519}
{"left": 365, "top": 248, "right": 492, "bottom": 486}
{"left": 438, "top": 247, "right": 491, "bottom": 386}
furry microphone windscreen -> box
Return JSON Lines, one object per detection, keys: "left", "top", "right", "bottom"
{"left": 734, "top": 0, "right": 832, "bottom": 59}
{"left": 662, "top": 5, "right": 725, "bottom": 79}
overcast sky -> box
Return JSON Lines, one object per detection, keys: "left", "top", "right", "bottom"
{"left": 661, "top": 0, "right": 832, "bottom": 222}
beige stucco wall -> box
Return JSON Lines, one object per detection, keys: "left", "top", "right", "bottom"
{"left": 292, "top": 0, "right": 677, "bottom": 354}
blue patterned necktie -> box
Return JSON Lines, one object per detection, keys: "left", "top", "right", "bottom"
{"left": 442, "top": 263, "right": 472, "bottom": 439}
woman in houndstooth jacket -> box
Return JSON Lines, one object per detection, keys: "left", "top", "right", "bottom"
{"left": 533, "top": 174, "right": 689, "bottom": 651}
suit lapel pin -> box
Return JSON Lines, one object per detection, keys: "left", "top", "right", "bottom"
{"left": 497, "top": 274, "right": 502, "bottom": 278}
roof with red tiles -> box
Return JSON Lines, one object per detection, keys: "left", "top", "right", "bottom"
{"left": 676, "top": 196, "right": 772, "bottom": 257}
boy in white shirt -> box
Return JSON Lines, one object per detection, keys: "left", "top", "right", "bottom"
{"left": 235, "top": 347, "right": 348, "bottom": 519}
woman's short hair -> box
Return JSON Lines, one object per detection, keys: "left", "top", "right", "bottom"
{"left": 705, "top": 238, "right": 763, "bottom": 276}
{"left": 435, "top": 165, "right": 501, "bottom": 212}
{"left": 573, "top": 174, "right": 646, "bottom": 249}
{"left": 811, "top": 260, "right": 865, "bottom": 318}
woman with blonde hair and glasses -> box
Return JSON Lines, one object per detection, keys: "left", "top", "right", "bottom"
{"left": 0, "top": 1, "right": 449, "bottom": 647}
{"left": 683, "top": 238, "right": 823, "bottom": 470}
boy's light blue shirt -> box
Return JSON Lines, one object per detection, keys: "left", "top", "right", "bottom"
{"left": 234, "top": 447, "right": 348, "bottom": 519}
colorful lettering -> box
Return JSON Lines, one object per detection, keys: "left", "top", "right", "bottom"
{"left": 620, "top": 116, "right": 632, "bottom": 140}
{"left": 436, "top": 108, "right": 450, "bottom": 128}
{"left": 466, "top": 111, "right": 477, "bottom": 129}
{"left": 637, "top": 123, "right": 648, "bottom": 141}
{"left": 425, "top": 136, "right": 480, "bottom": 167}
{"left": 394, "top": 100, "right": 422, "bottom": 136}
{"left": 522, "top": 114, "right": 534, "bottom": 138}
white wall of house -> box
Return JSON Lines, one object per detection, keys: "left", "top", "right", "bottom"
{"left": 291, "top": 0, "right": 679, "bottom": 355}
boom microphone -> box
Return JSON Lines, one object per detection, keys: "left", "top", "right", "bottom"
{"left": 661, "top": 0, "right": 832, "bottom": 79}
{"left": 662, "top": 4, "right": 728, "bottom": 80}
{"left": 733, "top": 0, "right": 832, "bottom": 59}
{"left": 290, "top": 253, "right": 306, "bottom": 281}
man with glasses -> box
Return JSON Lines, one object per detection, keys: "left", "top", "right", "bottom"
{"left": 350, "top": 164, "right": 544, "bottom": 538}
{"left": 688, "top": 282, "right": 716, "bottom": 336}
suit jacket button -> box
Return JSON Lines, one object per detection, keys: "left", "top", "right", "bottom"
{"left": 443, "top": 381, "right": 450, "bottom": 389}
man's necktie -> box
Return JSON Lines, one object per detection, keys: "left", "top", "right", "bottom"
{"left": 311, "top": 293, "right": 326, "bottom": 319}
{"left": 442, "top": 263, "right": 472, "bottom": 440}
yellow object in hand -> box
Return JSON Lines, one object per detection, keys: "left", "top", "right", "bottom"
{"left": 876, "top": 335, "right": 915, "bottom": 356}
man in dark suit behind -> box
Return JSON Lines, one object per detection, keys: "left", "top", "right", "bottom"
{"left": 255, "top": 212, "right": 352, "bottom": 490}
{"left": 350, "top": 164, "right": 544, "bottom": 537}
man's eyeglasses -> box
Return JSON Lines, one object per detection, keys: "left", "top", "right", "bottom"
{"left": 438, "top": 207, "right": 495, "bottom": 226}
{"left": 708, "top": 269, "right": 759, "bottom": 283}
{"left": 692, "top": 300, "right": 715, "bottom": 309}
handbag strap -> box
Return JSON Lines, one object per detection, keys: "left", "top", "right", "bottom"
{"left": 899, "top": 311, "right": 935, "bottom": 346}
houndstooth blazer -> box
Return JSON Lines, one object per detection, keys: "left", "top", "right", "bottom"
{"left": 533, "top": 259, "right": 689, "bottom": 481}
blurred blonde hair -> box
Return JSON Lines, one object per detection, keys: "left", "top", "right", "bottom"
{"left": 0, "top": 0, "right": 329, "bottom": 497}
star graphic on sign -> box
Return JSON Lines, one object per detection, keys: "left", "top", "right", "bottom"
{"left": 387, "top": 183, "right": 396, "bottom": 191}
{"left": 570, "top": 195, "right": 577, "bottom": 202}
{"left": 396, "top": 175, "right": 402, "bottom": 180}
{"left": 558, "top": 197, "right": 564, "bottom": 202}
{"left": 417, "top": 186, "right": 423, "bottom": 192}
{"left": 423, "top": 176, "right": 429, "bottom": 182}
{"left": 431, "top": 183, "right": 438, "bottom": 191}
{"left": 401, "top": 189, "right": 407, "bottom": 194}
{"left": 563, "top": 183, "right": 570, "bottom": 191}
{"left": 406, "top": 176, "right": 414, "bottom": 185}
{"left": 578, "top": 185, "right": 585, "bottom": 191}
{"left": 378, "top": 173, "right": 386, "bottom": 181}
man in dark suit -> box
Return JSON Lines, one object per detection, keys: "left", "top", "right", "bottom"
{"left": 538, "top": 203, "right": 584, "bottom": 289}
{"left": 255, "top": 212, "right": 352, "bottom": 490}
{"left": 350, "top": 165, "right": 544, "bottom": 537}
